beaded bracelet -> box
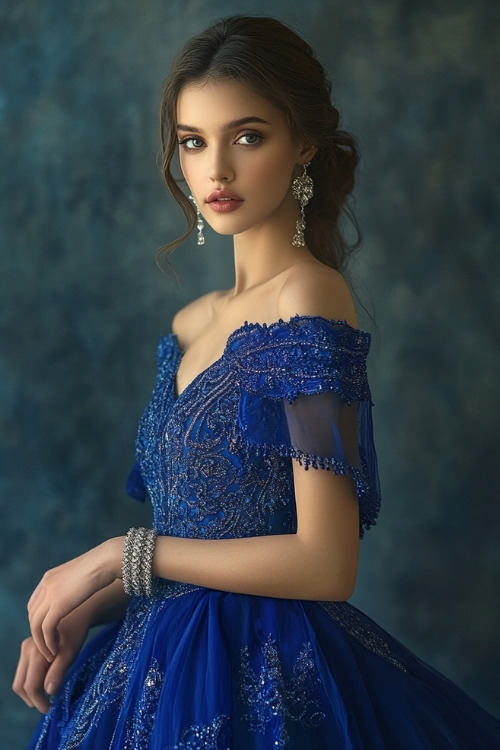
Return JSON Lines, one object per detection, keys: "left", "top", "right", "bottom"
{"left": 122, "top": 527, "right": 158, "bottom": 596}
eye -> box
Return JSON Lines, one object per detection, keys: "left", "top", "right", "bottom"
{"left": 236, "top": 132, "right": 263, "bottom": 146}
{"left": 178, "top": 137, "right": 205, "bottom": 150}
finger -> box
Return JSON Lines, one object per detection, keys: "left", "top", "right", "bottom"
{"left": 12, "top": 646, "right": 34, "bottom": 708}
{"left": 29, "top": 619, "right": 55, "bottom": 663}
{"left": 29, "top": 608, "right": 57, "bottom": 662}
{"left": 12, "top": 639, "right": 51, "bottom": 714}
{"left": 42, "top": 611, "right": 62, "bottom": 658}
{"left": 29, "top": 594, "right": 65, "bottom": 660}
{"left": 26, "top": 676, "right": 51, "bottom": 715}
{"left": 44, "top": 642, "right": 76, "bottom": 697}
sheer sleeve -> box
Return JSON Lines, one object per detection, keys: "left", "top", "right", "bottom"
{"left": 231, "top": 316, "right": 381, "bottom": 536}
{"left": 284, "top": 392, "right": 359, "bottom": 468}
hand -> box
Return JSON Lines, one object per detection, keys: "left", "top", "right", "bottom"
{"left": 27, "top": 538, "right": 123, "bottom": 662}
{"left": 13, "top": 609, "right": 90, "bottom": 713}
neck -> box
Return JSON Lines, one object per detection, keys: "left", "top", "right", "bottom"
{"left": 229, "top": 196, "right": 313, "bottom": 294}
{"left": 230, "top": 227, "right": 313, "bottom": 295}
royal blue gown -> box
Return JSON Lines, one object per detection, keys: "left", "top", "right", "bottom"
{"left": 29, "top": 316, "right": 500, "bottom": 749}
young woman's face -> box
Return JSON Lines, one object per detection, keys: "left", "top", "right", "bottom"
{"left": 176, "top": 78, "right": 308, "bottom": 240}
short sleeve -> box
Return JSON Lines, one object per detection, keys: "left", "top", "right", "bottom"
{"left": 126, "top": 459, "right": 149, "bottom": 502}
{"left": 230, "top": 316, "right": 381, "bottom": 536}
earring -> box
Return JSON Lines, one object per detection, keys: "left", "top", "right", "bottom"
{"left": 291, "top": 162, "right": 314, "bottom": 247}
{"left": 189, "top": 194, "right": 205, "bottom": 246}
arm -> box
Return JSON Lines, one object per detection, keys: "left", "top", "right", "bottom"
{"left": 28, "top": 420, "right": 361, "bottom": 658}
{"left": 18, "top": 468, "right": 358, "bottom": 710}
{"left": 152, "top": 467, "right": 359, "bottom": 601}
{"left": 28, "top": 465, "right": 359, "bottom": 663}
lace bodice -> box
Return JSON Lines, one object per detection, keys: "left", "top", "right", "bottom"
{"left": 127, "top": 316, "right": 381, "bottom": 538}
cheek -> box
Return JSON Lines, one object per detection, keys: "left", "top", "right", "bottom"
{"left": 179, "top": 152, "right": 204, "bottom": 191}
{"left": 247, "top": 152, "right": 294, "bottom": 191}
{"left": 257, "top": 159, "right": 295, "bottom": 200}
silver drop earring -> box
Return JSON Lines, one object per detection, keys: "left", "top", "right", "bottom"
{"left": 291, "top": 162, "right": 314, "bottom": 247}
{"left": 189, "top": 194, "right": 205, "bottom": 246}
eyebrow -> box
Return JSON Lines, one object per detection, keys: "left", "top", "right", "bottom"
{"left": 176, "top": 116, "right": 271, "bottom": 133}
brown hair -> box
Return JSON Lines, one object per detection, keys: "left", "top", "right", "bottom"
{"left": 159, "top": 16, "right": 360, "bottom": 271}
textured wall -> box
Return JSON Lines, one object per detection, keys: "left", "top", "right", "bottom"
{"left": 1, "top": 0, "right": 499, "bottom": 746}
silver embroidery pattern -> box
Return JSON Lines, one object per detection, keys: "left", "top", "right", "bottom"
{"left": 319, "top": 601, "right": 408, "bottom": 672}
{"left": 239, "top": 635, "right": 326, "bottom": 748}
{"left": 168, "top": 713, "right": 231, "bottom": 750}
{"left": 138, "top": 355, "right": 296, "bottom": 541}
{"left": 123, "top": 659, "right": 164, "bottom": 750}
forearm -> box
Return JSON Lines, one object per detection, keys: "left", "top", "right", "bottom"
{"left": 99, "top": 473, "right": 360, "bottom": 602}
{"left": 151, "top": 532, "right": 358, "bottom": 601}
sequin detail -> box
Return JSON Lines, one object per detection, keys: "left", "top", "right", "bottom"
{"left": 123, "top": 659, "right": 164, "bottom": 749}
{"left": 154, "top": 579, "right": 201, "bottom": 600}
{"left": 168, "top": 714, "right": 231, "bottom": 750}
{"left": 239, "top": 635, "right": 326, "bottom": 747}
{"left": 319, "top": 601, "right": 408, "bottom": 672}
{"left": 229, "top": 317, "right": 371, "bottom": 403}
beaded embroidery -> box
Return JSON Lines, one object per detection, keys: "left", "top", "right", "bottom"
{"left": 168, "top": 714, "right": 231, "bottom": 750}
{"left": 239, "top": 635, "right": 326, "bottom": 748}
{"left": 319, "top": 601, "right": 408, "bottom": 673}
{"left": 229, "top": 317, "right": 371, "bottom": 403}
{"left": 123, "top": 659, "right": 164, "bottom": 749}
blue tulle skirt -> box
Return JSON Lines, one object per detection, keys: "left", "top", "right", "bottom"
{"left": 29, "top": 582, "right": 500, "bottom": 749}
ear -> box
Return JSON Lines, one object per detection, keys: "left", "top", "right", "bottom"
{"left": 298, "top": 143, "right": 317, "bottom": 165}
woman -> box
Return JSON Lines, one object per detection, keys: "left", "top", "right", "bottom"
{"left": 13, "top": 16, "right": 500, "bottom": 749}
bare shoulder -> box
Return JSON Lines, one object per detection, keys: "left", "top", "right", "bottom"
{"left": 277, "top": 261, "right": 357, "bottom": 327}
{"left": 172, "top": 291, "right": 223, "bottom": 349}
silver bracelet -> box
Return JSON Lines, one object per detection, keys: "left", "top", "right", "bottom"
{"left": 122, "top": 527, "right": 158, "bottom": 596}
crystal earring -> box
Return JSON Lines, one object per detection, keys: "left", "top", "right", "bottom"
{"left": 189, "top": 194, "right": 205, "bottom": 246}
{"left": 291, "top": 162, "right": 314, "bottom": 247}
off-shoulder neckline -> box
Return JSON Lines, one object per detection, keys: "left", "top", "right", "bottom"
{"left": 167, "top": 314, "right": 368, "bottom": 352}
{"left": 164, "top": 315, "right": 369, "bottom": 402}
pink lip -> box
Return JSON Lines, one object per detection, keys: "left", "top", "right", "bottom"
{"left": 206, "top": 190, "right": 244, "bottom": 213}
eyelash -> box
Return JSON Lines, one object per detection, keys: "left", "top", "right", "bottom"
{"left": 237, "top": 132, "right": 263, "bottom": 146}
{"left": 178, "top": 137, "right": 204, "bottom": 151}
{"left": 178, "top": 132, "right": 264, "bottom": 151}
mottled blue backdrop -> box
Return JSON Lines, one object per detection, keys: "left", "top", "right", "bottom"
{"left": 1, "top": 0, "right": 499, "bottom": 746}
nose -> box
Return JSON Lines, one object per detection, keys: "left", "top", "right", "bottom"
{"left": 208, "top": 147, "right": 234, "bottom": 183}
